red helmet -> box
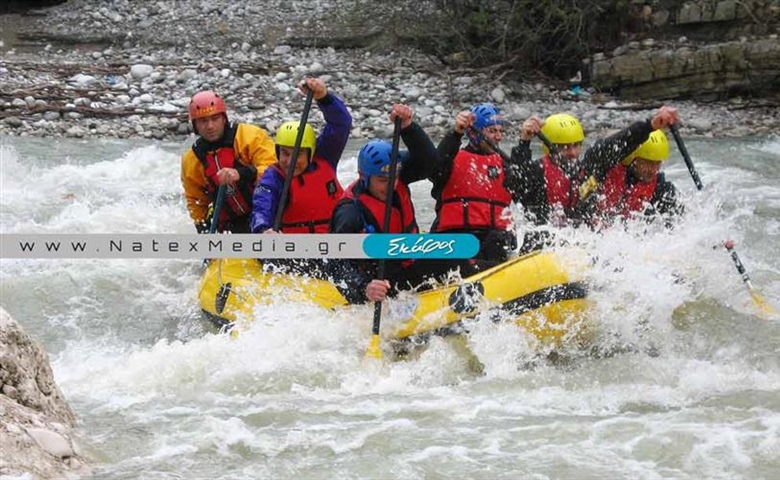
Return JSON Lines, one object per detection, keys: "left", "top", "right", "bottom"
{"left": 188, "top": 91, "right": 227, "bottom": 121}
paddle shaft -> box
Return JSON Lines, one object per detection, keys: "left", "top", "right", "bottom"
{"left": 208, "top": 184, "right": 227, "bottom": 234}
{"left": 723, "top": 242, "right": 778, "bottom": 317}
{"left": 370, "top": 117, "right": 403, "bottom": 337}
{"left": 725, "top": 244, "right": 758, "bottom": 291}
{"left": 273, "top": 89, "right": 315, "bottom": 231}
{"left": 535, "top": 131, "right": 562, "bottom": 160}
{"left": 670, "top": 124, "right": 704, "bottom": 190}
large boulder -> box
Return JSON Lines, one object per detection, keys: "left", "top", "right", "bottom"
{"left": 0, "top": 307, "right": 88, "bottom": 478}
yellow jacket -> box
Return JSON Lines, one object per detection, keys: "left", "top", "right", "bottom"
{"left": 180, "top": 122, "right": 275, "bottom": 227}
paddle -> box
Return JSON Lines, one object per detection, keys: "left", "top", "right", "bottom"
{"left": 720, "top": 240, "right": 778, "bottom": 318}
{"left": 365, "top": 116, "right": 403, "bottom": 360}
{"left": 669, "top": 124, "right": 704, "bottom": 190}
{"left": 272, "top": 87, "right": 315, "bottom": 231}
{"left": 203, "top": 184, "right": 226, "bottom": 275}
{"left": 465, "top": 126, "right": 510, "bottom": 161}
{"left": 535, "top": 131, "right": 562, "bottom": 162}
{"left": 208, "top": 184, "right": 227, "bottom": 234}
{"left": 672, "top": 126, "right": 775, "bottom": 317}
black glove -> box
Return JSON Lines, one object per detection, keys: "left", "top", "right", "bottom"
{"left": 195, "top": 220, "right": 210, "bottom": 234}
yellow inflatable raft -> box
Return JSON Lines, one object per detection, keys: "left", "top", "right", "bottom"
{"left": 199, "top": 250, "right": 591, "bottom": 348}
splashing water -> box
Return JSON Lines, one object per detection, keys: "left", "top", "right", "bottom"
{"left": 1, "top": 134, "right": 779, "bottom": 479}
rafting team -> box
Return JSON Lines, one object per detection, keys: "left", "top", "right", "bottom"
{"left": 180, "top": 77, "right": 682, "bottom": 305}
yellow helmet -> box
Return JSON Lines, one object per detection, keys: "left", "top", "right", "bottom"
{"left": 275, "top": 121, "right": 316, "bottom": 160}
{"left": 623, "top": 130, "right": 669, "bottom": 165}
{"left": 540, "top": 113, "right": 584, "bottom": 153}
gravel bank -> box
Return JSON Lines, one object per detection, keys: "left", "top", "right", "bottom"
{"left": 1, "top": 0, "right": 778, "bottom": 141}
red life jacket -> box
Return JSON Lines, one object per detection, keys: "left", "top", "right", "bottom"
{"left": 597, "top": 164, "right": 658, "bottom": 217}
{"left": 194, "top": 135, "right": 254, "bottom": 229}
{"left": 542, "top": 155, "right": 582, "bottom": 210}
{"left": 272, "top": 157, "right": 343, "bottom": 233}
{"left": 433, "top": 150, "right": 512, "bottom": 232}
{"left": 343, "top": 180, "right": 419, "bottom": 234}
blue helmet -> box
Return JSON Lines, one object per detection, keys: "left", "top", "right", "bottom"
{"left": 471, "top": 103, "right": 504, "bottom": 130}
{"left": 358, "top": 140, "right": 406, "bottom": 187}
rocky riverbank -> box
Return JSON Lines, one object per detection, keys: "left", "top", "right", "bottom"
{"left": 1, "top": 0, "right": 778, "bottom": 141}
{"left": 0, "top": 307, "right": 88, "bottom": 478}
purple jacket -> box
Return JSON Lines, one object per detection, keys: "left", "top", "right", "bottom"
{"left": 250, "top": 93, "right": 352, "bottom": 232}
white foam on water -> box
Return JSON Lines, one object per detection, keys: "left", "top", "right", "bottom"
{"left": 755, "top": 136, "right": 780, "bottom": 156}
{"left": 1, "top": 142, "right": 186, "bottom": 234}
{"left": 2, "top": 135, "right": 779, "bottom": 479}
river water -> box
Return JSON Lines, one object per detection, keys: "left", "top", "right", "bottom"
{"left": 1, "top": 133, "right": 779, "bottom": 479}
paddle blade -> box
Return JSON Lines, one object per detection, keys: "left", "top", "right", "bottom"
{"left": 750, "top": 290, "right": 779, "bottom": 319}
{"left": 723, "top": 242, "right": 778, "bottom": 320}
{"left": 365, "top": 334, "right": 383, "bottom": 359}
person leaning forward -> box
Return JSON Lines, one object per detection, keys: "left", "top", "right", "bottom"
{"left": 593, "top": 129, "right": 684, "bottom": 228}
{"left": 510, "top": 106, "right": 679, "bottom": 251}
{"left": 180, "top": 91, "right": 276, "bottom": 233}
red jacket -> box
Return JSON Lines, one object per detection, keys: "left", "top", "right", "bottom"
{"left": 596, "top": 164, "right": 657, "bottom": 217}
{"left": 272, "top": 157, "right": 343, "bottom": 233}
{"left": 197, "top": 144, "right": 253, "bottom": 227}
{"left": 342, "top": 180, "right": 418, "bottom": 233}
{"left": 542, "top": 155, "right": 582, "bottom": 211}
{"left": 433, "top": 149, "right": 512, "bottom": 231}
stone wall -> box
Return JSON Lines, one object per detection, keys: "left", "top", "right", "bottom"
{"left": 590, "top": 36, "right": 780, "bottom": 100}
{"left": 588, "top": 0, "right": 780, "bottom": 100}
{"left": 673, "top": 0, "right": 777, "bottom": 36}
